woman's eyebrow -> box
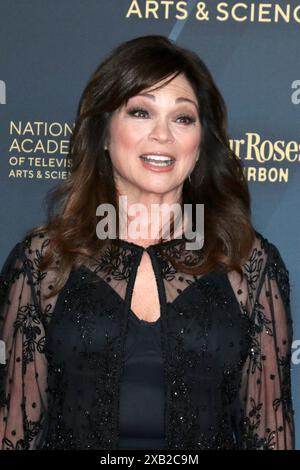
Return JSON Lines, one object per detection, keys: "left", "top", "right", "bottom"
{"left": 135, "top": 92, "right": 199, "bottom": 111}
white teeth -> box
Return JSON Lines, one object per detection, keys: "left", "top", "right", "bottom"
{"left": 140, "top": 155, "right": 174, "bottom": 162}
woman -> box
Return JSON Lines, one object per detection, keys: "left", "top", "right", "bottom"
{"left": 0, "top": 35, "right": 295, "bottom": 450}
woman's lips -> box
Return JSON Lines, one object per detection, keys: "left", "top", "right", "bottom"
{"left": 139, "top": 156, "right": 176, "bottom": 172}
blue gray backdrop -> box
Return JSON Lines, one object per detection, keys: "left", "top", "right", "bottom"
{"left": 0, "top": 0, "right": 299, "bottom": 448}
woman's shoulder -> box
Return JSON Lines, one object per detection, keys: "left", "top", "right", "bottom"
{"left": 227, "top": 229, "right": 290, "bottom": 316}
{"left": 1, "top": 229, "right": 52, "bottom": 278}
{"left": 242, "top": 229, "right": 290, "bottom": 296}
{"left": 249, "top": 230, "right": 288, "bottom": 271}
{"left": 21, "top": 229, "right": 52, "bottom": 261}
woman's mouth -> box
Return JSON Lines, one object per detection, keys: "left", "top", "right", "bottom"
{"left": 139, "top": 154, "right": 176, "bottom": 168}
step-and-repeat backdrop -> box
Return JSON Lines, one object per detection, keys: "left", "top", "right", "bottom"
{"left": 0, "top": 0, "right": 299, "bottom": 448}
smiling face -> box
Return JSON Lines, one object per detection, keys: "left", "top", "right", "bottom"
{"left": 105, "top": 73, "right": 202, "bottom": 199}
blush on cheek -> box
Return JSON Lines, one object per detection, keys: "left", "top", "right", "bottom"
{"left": 111, "top": 121, "right": 142, "bottom": 156}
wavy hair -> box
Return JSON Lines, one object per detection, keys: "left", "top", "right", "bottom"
{"left": 27, "top": 34, "right": 255, "bottom": 299}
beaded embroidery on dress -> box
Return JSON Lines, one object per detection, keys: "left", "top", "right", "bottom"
{"left": 0, "top": 230, "right": 295, "bottom": 449}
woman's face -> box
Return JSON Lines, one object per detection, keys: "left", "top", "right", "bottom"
{"left": 106, "top": 73, "right": 201, "bottom": 197}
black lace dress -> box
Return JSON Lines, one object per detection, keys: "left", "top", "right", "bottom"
{"left": 0, "top": 230, "right": 295, "bottom": 450}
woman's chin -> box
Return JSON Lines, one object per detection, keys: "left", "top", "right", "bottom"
{"left": 136, "top": 182, "right": 175, "bottom": 195}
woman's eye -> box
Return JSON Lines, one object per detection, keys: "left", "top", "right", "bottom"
{"left": 127, "top": 107, "right": 149, "bottom": 118}
{"left": 176, "top": 115, "right": 196, "bottom": 125}
{"left": 127, "top": 107, "right": 196, "bottom": 125}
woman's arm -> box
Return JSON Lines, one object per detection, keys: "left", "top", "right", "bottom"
{"left": 0, "top": 238, "right": 48, "bottom": 450}
{"left": 238, "top": 237, "right": 295, "bottom": 449}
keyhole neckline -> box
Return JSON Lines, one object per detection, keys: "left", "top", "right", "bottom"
{"left": 113, "top": 235, "right": 185, "bottom": 252}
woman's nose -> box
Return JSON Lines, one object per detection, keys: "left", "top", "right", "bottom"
{"left": 148, "top": 118, "right": 174, "bottom": 143}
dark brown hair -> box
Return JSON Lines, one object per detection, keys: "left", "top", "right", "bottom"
{"left": 28, "top": 34, "right": 255, "bottom": 299}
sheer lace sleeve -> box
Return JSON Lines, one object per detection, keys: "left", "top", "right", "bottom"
{"left": 228, "top": 232, "right": 295, "bottom": 449}
{"left": 0, "top": 232, "right": 55, "bottom": 450}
